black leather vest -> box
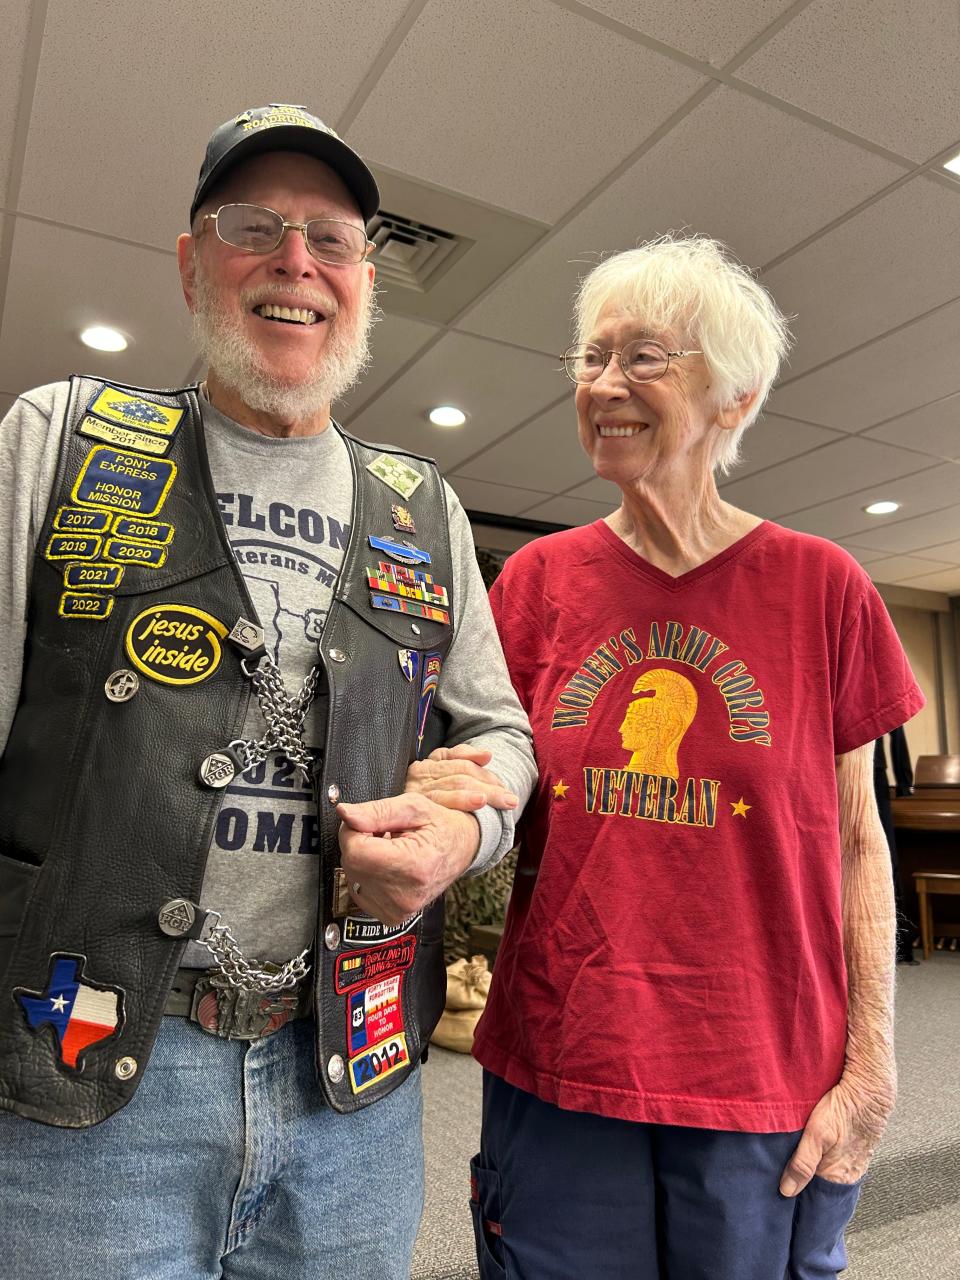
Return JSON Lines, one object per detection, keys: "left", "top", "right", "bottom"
{"left": 0, "top": 376, "right": 453, "bottom": 1127}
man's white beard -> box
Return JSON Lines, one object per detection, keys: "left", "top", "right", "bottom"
{"left": 192, "top": 266, "right": 377, "bottom": 422}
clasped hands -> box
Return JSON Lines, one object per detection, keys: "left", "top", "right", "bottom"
{"left": 336, "top": 745, "right": 517, "bottom": 927}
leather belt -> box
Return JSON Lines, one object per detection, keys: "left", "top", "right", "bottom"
{"left": 165, "top": 968, "right": 312, "bottom": 1041}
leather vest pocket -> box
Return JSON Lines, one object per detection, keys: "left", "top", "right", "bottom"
{"left": 0, "top": 853, "right": 39, "bottom": 981}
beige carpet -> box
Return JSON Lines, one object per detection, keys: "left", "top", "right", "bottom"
{"left": 414, "top": 951, "right": 960, "bottom": 1279}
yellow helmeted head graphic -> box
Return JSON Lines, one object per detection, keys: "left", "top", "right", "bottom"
{"left": 619, "top": 669, "right": 698, "bottom": 778}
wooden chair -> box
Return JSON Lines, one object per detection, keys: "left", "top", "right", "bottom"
{"left": 913, "top": 871, "right": 960, "bottom": 959}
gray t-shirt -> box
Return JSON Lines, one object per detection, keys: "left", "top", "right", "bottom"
{"left": 0, "top": 383, "right": 536, "bottom": 964}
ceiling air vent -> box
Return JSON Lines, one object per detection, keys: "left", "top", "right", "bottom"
{"left": 368, "top": 211, "right": 473, "bottom": 293}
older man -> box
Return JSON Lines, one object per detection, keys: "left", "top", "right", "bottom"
{"left": 0, "top": 105, "right": 535, "bottom": 1279}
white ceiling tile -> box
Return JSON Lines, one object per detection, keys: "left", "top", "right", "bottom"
{"left": 835, "top": 503, "right": 960, "bottom": 555}
{"left": 347, "top": 332, "right": 560, "bottom": 471}
{"left": 768, "top": 300, "right": 960, "bottom": 431}
{"left": 762, "top": 177, "right": 960, "bottom": 379}
{"left": 445, "top": 475, "right": 553, "bottom": 516}
{"left": 454, "top": 400, "right": 595, "bottom": 492}
{"left": 522, "top": 494, "right": 616, "bottom": 525}
{"left": 0, "top": 219, "right": 193, "bottom": 396}
{"left": 736, "top": 0, "right": 960, "bottom": 160}
{"left": 459, "top": 86, "right": 904, "bottom": 353}
{"left": 912, "top": 538, "right": 960, "bottom": 563}
{"left": 0, "top": 2, "right": 32, "bottom": 206}
{"left": 17, "top": 0, "right": 409, "bottom": 245}
{"left": 865, "top": 554, "right": 958, "bottom": 585}
{"left": 892, "top": 567, "right": 960, "bottom": 594}
{"left": 575, "top": 0, "right": 798, "bottom": 66}
{"left": 834, "top": 543, "right": 885, "bottom": 566}
{"left": 337, "top": 312, "right": 438, "bottom": 422}
{"left": 725, "top": 413, "right": 842, "bottom": 478}
{"left": 863, "top": 393, "right": 960, "bottom": 461}
{"left": 718, "top": 436, "right": 931, "bottom": 517}
{"left": 349, "top": 0, "right": 704, "bottom": 223}
{"left": 777, "top": 464, "right": 960, "bottom": 541}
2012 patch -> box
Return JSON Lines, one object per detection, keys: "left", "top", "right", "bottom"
{"left": 348, "top": 1033, "right": 409, "bottom": 1095}
{"left": 78, "top": 415, "right": 171, "bottom": 457}
{"left": 334, "top": 934, "right": 416, "bottom": 995}
{"left": 87, "top": 386, "right": 184, "bottom": 436}
{"left": 102, "top": 538, "right": 168, "bottom": 569}
{"left": 58, "top": 592, "right": 114, "bottom": 620}
{"left": 125, "top": 604, "right": 228, "bottom": 685}
{"left": 53, "top": 506, "right": 112, "bottom": 534}
{"left": 63, "top": 563, "right": 124, "bottom": 590}
{"left": 72, "top": 446, "right": 176, "bottom": 517}
{"left": 347, "top": 974, "right": 404, "bottom": 1055}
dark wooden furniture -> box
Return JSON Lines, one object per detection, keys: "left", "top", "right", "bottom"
{"left": 892, "top": 756, "right": 960, "bottom": 949}
{"left": 913, "top": 872, "right": 960, "bottom": 959}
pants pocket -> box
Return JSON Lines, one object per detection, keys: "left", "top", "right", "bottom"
{"left": 789, "top": 1173, "right": 864, "bottom": 1279}
{"left": 470, "top": 1152, "right": 507, "bottom": 1278}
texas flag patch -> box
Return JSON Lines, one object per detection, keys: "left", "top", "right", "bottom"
{"left": 16, "top": 954, "right": 123, "bottom": 1068}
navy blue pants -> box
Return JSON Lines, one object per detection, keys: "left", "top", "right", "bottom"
{"left": 471, "top": 1072, "right": 862, "bottom": 1280}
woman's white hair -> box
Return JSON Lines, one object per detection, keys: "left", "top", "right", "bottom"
{"left": 574, "top": 234, "right": 793, "bottom": 475}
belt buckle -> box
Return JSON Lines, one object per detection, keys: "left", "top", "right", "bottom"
{"left": 190, "top": 973, "right": 299, "bottom": 1040}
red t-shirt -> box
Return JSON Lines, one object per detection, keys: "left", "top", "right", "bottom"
{"left": 473, "top": 519, "right": 924, "bottom": 1132}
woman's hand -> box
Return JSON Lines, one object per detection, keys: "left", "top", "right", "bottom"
{"left": 779, "top": 1070, "right": 895, "bottom": 1195}
{"left": 404, "top": 744, "right": 519, "bottom": 813}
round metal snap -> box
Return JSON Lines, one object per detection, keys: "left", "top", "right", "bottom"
{"left": 104, "top": 669, "right": 139, "bottom": 702}
{"left": 199, "top": 752, "right": 237, "bottom": 789}
{"left": 324, "top": 923, "right": 341, "bottom": 951}
{"left": 327, "top": 1054, "right": 345, "bottom": 1083}
{"left": 327, "top": 782, "right": 341, "bottom": 805}
{"left": 410, "top": 623, "right": 421, "bottom": 635}
{"left": 328, "top": 648, "right": 347, "bottom": 663}
{"left": 158, "top": 899, "right": 196, "bottom": 937}
{"left": 114, "top": 1056, "right": 138, "bottom": 1080}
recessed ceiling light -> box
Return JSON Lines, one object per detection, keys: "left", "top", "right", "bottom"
{"left": 428, "top": 405, "right": 467, "bottom": 428}
{"left": 944, "top": 149, "right": 960, "bottom": 176}
{"left": 80, "top": 325, "right": 128, "bottom": 352}
{"left": 864, "top": 501, "right": 900, "bottom": 516}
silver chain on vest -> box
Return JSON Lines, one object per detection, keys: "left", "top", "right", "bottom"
{"left": 207, "top": 654, "right": 319, "bottom": 990}
{"left": 230, "top": 654, "right": 320, "bottom": 780}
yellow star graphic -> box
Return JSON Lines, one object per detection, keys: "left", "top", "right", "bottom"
{"left": 731, "top": 797, "right": 751, "bottom": 818}
{"left": 552, "top": 780, "right": 569, "bottom": 799}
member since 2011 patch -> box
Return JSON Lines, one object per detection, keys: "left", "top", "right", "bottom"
{"left": 78, "top": 414, "right": 173, "bottom": 457}
{"left": 87, "top": 385, "right": 185, "bottom": 437}
{"left": 125, "top": 604, "right": 228, "bottom": 685}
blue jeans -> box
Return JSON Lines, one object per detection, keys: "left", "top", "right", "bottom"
{"left": 0, "top": 1017, "right": 424, "bottom": 1279}
{"left": 472, "top": 1072, "right": 863, "bottom": 1280}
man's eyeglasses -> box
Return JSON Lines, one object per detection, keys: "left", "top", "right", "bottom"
{"left": 199, "top": 203, "right": 374, "bottom": 266}
{"left": 561, "top": 340, "right": 702, "bottom": 385}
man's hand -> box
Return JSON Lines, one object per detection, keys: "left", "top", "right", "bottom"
{"left": 405, "top": 744, "right": 518, "bottom": 813}
{"left": 779, "top": 1072, "right": 895, "bottom": 1196}
{"left": 337, "top": 792, "right": 482, "bottom": 925}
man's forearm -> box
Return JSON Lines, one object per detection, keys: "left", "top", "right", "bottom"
{"left": 836, "top": 744, "right": 897, "bottom": 1101}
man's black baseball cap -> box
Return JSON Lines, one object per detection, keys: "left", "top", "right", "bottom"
{"left": 190, "top": 104, "right": 380, "bottom": 225}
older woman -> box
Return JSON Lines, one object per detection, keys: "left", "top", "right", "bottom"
{"left": 412, "top": 235, "right": 923, "bottom": 1279}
